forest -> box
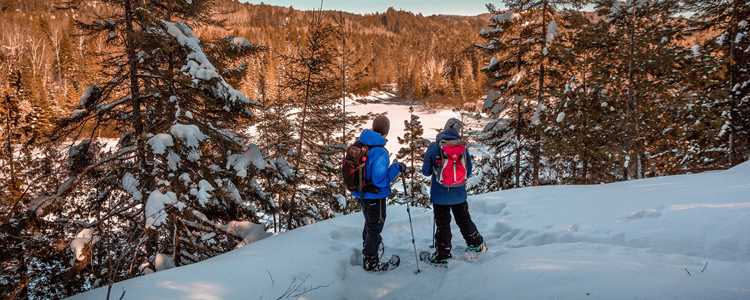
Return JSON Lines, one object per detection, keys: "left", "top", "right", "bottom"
{"left": 0, "top": 0, "right": 748, "bottom": 298}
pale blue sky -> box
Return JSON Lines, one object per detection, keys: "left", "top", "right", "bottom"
{"left": 243, "top": 1, "right": 501, "bottom": 16}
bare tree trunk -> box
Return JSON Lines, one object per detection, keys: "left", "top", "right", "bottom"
{"left": 340, "top": 12, "right": 347, "bottom": 146}
{"left": 623, "top": 0, "right": 637, "bottom": 181}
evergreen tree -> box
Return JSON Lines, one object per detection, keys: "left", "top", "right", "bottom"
{"left": 395, "top": 107, "right": 431, "bottom": 207}
{"left": 5, "top": 1, "right": 275, "bottom": 297}
{"left": 686, "top": 0, "right": 750, "bottom": 166}
{"left": 280, "top": 17, "right": 364, "bottom": 229}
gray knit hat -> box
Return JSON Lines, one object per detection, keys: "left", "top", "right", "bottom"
{"left": 373, "top": 115, "right": 390, "bottom": 136}
{"left": 444, "top": 118, "right": 463, "bottom": 133}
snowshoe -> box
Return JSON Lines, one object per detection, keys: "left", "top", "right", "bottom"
{"left": 364, "top": 254, "right": 400, "bottom": 272}
{"left": 464, "top": 243, "right": 488, "bottom": 262}
{"left": 419, "top": 251, "right": 451, "bottom": 268}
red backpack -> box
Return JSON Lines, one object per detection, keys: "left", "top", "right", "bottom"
{"left": 433, "top": 140, "right": 468, "bottom": 188}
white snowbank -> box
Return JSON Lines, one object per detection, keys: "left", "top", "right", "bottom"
{"left": 72, "top": 159, "right": 750, "bottom": 300}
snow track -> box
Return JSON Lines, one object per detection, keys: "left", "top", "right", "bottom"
{"left": 70, "top": 161, "right": 750, "bottom": 300}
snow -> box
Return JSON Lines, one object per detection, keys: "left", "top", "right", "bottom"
{"left": 196, "top": 179, "right": 215, "bottom": 206}
{"left": 491, "top": 12, "right": 513, "bottom": 24}
{"left": 691, "top": 44, "right": 701, "bottom": 57}
{"left": 79, "top": 85, "right": 99, "bottom": 108}
{"left": 145, "top": 190, "right": 183, "bottom": 228}
{"left": 228, "top": 36, "right": 254, "bottom": 51}
{"left": 556, "top": 112, "right": 565, "bottom": 123}
{"left": 155, "top": 254, "right": 175, "bottom": 271}
{"left": 69, "top": 228, "right": 96, "bottom": 261}
{"left": 121, "top": 172, "right": 142, "bottom": 201}
{"left": 223, "top": 221, "right": 271, "bottom": 247}
{"left": 482, "top": 56, "right": 499, "bottom": 71}
{"left": 226, "top": 145, "right": 267, "bottom": 178}
{"left": 735, "top": 32, "right": 746, "bottom": 44}
{"left": 546, "top": 21, "right": 558, "bottom": 44}
{"left": 161, "top": 21, "right": 257, "bottom": 107}
{"left": 71, "top": 162, "right": 750, "bottom": 299}
{"left": 170, "top": 124, "right": 207, "bottom": 149}
{"left": 148, "top": 133, "right": 174, "bottom": 155}
{"left": 345, "top": 99, "right": 478, "bottom": 155}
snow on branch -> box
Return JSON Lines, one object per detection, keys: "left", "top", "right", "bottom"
{"left": 161, "top": 21, "right": 259, "bottom": 108}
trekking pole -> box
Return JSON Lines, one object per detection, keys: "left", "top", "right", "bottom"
{"left": 401, "top": 176, "right": 421, "bottom": 274}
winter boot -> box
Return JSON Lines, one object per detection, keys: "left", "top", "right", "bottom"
{"left": 363, "top": 254, "right": 380, "bottom": 272}
{"left": 427, "top": 252, "right": 452, "bottom": 265}
{"left": 464, "top": 242, "right": 487, "bottom": 261}
{"left": 466, "top": 242, "right": 488, "bottom": 254}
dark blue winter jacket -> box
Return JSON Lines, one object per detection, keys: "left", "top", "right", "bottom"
{"left": 422, "top": 128, "right": 473, "bottom": 205}
{"left": 351, "top": 129, "right": 402, "bottom": 201}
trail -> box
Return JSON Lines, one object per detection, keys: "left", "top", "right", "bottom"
{"left": 70, "top": 161, "right": 750, "bottom": 300}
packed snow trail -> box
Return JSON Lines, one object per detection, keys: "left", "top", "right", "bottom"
{"left": 70, "top": 162, "right": 750, "bottom": 300}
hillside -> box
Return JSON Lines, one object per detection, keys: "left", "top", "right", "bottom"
{"left": 71, "top": 162, "right": 750, "bottom": 300}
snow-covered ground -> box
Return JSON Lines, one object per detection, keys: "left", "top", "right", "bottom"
{"left": 70, "top": 161, "right": 750, "bottom": 300}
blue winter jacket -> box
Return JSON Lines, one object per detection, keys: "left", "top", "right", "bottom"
{"left": 422, "top": 128, "right": 473, "bottom": 205}
{"left": 351, "top": 129, "right": 402, "bottom": 201}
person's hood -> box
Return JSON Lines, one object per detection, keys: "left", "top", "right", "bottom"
{"left": 436, "top": 128, "right": 460, "bottom": 142}
{"left": 359, "top": 129, "right": 387, "bottom": 147}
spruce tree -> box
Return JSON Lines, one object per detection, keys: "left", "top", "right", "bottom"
{"left": 686, "top": 0, "right": 750, "bottom": 166}
{"left": 395, "top": 107, "right": 431, "bottom": 207}
{"left": 6, "top": 1, "right": 275, "bottom": 297}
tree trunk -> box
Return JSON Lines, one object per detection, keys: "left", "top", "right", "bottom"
{"left": 727, "top": 0, "right": 738, "bottom": 166}
{"left": 533, "top": 1, "right": 549, "bottom": 186}
{"left": 124, "top": 0, "right": 154, "bottom": 262}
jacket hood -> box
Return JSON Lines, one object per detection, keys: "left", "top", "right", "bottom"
{"left": 359, "top": 129, "right": 387, "bottom": 147}
{"left": 436, "top": 128, "right": 460, "bottom": 142}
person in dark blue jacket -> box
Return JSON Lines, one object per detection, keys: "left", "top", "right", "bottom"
{"left": 422, "top": 118, "right": 486, "bottom": 264}
{"left": 352, "top": 115, "right": 405, "bottom": 271}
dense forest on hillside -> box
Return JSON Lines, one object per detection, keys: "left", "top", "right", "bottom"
{"left": 0, "top": 0, "right": 748, "bottom": 298}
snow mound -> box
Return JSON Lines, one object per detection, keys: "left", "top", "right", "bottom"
{"left": 145, "top": 190, "right": 184, "bottom": 228}
{"left": 71, "top": 164, "right": 750, "bottom": 300}
{"left": 148, "top": 133, "right": 174, "bottom": 155}
{"left": 224, "top": 221, "right": 271, "bottom": 247}
{"left": 69, "top": 229, "right": 96, "bottom": 261}
{"left": 729, "top": 160, "right": 750, "bottom": 175}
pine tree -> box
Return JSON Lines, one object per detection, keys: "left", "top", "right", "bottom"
{"left": 280, "top": 17, "right": 364, "bottom": 229}
{"left": 6, "top": 1, "right": 275, "bottom": 297}
{"left": 686, "top": 0, "right": 750, "bottom": 166}
{"left": 395, "top": 107, "right": 431, "bottom": 207}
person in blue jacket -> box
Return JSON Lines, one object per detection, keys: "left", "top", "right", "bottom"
{"left": 422, "top": 118, "right": 486, "bottom": 264}
{"left": 352, "top": 115, "right": 405, "bottom": 271}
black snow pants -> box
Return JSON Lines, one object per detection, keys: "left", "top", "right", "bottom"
{"left": 361, "top": 198, "right": 386, "bottom": 258}
{"left": 434, "top": 201, "right": 483, "bottom": 256}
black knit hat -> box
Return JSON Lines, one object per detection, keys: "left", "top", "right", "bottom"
{"left": 372, "top": 115, "right": 390, "bottom": 136}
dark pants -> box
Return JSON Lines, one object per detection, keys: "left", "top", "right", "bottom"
{"left": 434, "top": 202, "right": 483, "bottom": 256}
{"left": 361, "top": 199, "right": 386, "bottom": 257}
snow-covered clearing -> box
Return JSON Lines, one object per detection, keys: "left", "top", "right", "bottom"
{"left": 346, "top": 91, "right": 485, "bottom": 155}
{"left": 70, "top": 161, "right": 750, "bottom": 300}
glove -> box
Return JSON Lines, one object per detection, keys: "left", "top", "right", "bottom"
{"left": 397, "top": 162, "right": 407, "bottom": 172}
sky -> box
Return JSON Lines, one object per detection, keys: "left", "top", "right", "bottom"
{"left": 243, "top": 0, "right": 499, "bottom": 16}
